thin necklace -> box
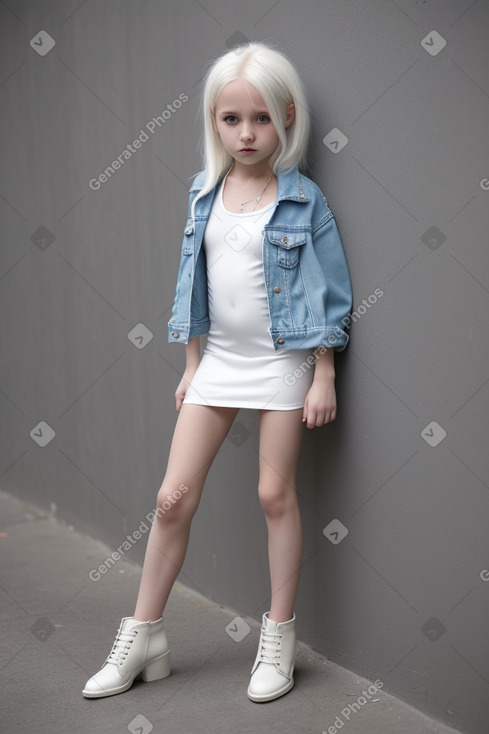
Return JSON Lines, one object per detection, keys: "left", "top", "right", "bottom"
{"left": 239, "top": 174, "right": 273, "bottom": 212}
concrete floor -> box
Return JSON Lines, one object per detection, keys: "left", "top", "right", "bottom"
{"left": 0, "top": 490, "right": 464, "bottom": 734}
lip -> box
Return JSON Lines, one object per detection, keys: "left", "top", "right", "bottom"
{"left": 239, "top": 148, "right": 257, "bottom": 153}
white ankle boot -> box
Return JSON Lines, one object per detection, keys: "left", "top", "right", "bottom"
{"left": 247, "top": 612, "right": 296, "bottom": 702}
{"left": 82, "top": 616, "right": 170, "bottom": 698}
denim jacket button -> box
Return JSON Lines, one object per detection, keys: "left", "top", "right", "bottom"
{"left": 277, "top": 337, "right": 285, "bottom": 345}
{"left": 184, "top": 225, "right": 193, "bottom": 235}
{"left": 171, "top": 331, "right": 180, "bottom": 339}
{"left": 281, "top": 236, "right": 288, "bottom": 244}
{"left": 273, "top": 286, "right": 281, "bottom": 294}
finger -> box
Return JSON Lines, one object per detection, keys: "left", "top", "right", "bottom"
{"left": 307, "top": 410, "right": 317, "bottom": 429}
{"left": 320, "top": 410, "right": 330, "bottom": 425}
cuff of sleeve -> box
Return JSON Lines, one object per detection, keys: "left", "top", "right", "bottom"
{"left": 168, "top": 318, "right": 209, "bottom": 343}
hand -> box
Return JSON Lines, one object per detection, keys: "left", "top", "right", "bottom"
{"left": 175, "top": 368, "right": 198, "bottom": 411}
{"left": 302, "top": 378, "right": 337, "bottom": 429}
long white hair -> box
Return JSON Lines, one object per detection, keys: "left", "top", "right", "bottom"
{"left": 193, "top": 41, "right": 310, "bottom": 205}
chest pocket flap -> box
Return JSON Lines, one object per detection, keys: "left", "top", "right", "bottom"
{"left": 267, "top": 230, "right": 307, "bottom": 269}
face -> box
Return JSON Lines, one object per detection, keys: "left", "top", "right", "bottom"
{"left": 213, "top": 77, "right": 294, "bottom": 169}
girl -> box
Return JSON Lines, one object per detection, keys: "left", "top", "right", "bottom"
{"left": 83, "top": 41, "right": 352, "bottom": 703}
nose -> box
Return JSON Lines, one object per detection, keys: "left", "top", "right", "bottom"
{"left": 239, "top": 123, "right": 254, "bottom": 142}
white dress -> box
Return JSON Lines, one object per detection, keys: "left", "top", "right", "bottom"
{"left": 183, "top": 173, "right": 314, "bottom": 411}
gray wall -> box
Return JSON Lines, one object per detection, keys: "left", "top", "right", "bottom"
{"left": 1, "top": 1, "right": 488, "bottom": 731}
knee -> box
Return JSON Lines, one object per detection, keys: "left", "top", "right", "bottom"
{"left": 258, "top": 480, "right": 295, "bottom": 520}
{"left": 154, "top": 481, "right": 195, "bottom": 525}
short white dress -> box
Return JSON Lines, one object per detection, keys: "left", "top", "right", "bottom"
{"left": 183, "top": 173, "right": 314, "bottom": 411}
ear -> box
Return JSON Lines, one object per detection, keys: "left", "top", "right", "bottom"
{"left": 285, "top": 103, "right": 295, "bottom": 129}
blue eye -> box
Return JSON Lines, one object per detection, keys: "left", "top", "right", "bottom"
{"left": 224, "top": 115, "right": 238, "bottom": 124}
{"left": 257, "top": 114, "right": 270, "bottom": 123}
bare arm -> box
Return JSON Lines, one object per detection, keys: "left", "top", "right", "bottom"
{"left": 175, "top": 336, "right": 201, "bottom": 411}
{"left": 302, "top": 347, "right": 336, "bottom": 428}
{"left": 184, "top": 336, "right": 201, "bottom": 371}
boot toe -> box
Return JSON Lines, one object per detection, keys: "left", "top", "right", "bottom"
{"left": 247, "top": 663, "right": 293, "bottom": 702}
{"left": 82, "top": 666, "right": 129, "bottom": 698}
{"left": 82, "top": 675, "right": 105, "bottom": 697}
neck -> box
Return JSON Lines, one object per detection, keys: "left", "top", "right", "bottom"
{"left": 228, "top": 159, "right": 274, "bottom": 182}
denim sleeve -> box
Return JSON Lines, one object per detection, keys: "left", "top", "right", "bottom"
{"left": 312, "top": 209, "right": 353, "bottom": 351}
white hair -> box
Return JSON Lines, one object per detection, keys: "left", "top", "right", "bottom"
{"left": 192, "top": 41, "right": 310, "bottom": 206}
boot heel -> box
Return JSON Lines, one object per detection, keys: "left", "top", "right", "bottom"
{"left": 141, "top": 650, "right": 171, "bottom": 682}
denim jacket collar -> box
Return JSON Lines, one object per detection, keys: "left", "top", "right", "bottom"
{"left": 189, "top": 166, "right": 309, "bottom": 222}
{"left": 275, "top": 166, "right": 309, "bottom": 204}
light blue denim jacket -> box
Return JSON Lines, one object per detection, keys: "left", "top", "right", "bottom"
{"left": 168, "top": 166, "right": 353, "bottom": 352}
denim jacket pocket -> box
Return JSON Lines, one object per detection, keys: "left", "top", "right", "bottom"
{"left": 267, "top": 230, "right": 307, "bottom": 269}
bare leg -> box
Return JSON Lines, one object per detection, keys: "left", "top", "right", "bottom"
{"left": 133, "top": 404, "right": 239, "bottom": 621}
{"left": 257, "top": 408, "right": 305, "bottom": 623}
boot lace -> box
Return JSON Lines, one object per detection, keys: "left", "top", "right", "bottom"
{"left": 106, "top": 628, "right": 138, "bottom": 666}
{"left": 257, "top": 628, "right": 282, "bottom": 666}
